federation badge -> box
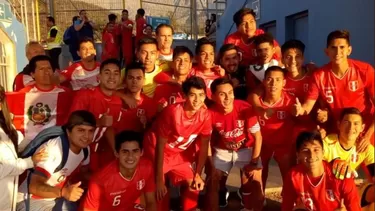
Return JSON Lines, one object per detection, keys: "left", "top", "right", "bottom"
{"left": 136, "top": 109, "right": 145, "bottom": 117}
{"left": 326, "top": 189, "right": 336, "bottom": 201}
{"left": 348, "top": 80, "right": 358, "bottom": 92}
{"left": 277, "top": 111, "right": 286, "bottom": 119}
{"left": 27, "top": 102, "right": 51, "bottom": 125}
{"left": 236, "top": 120, "right": 244, "bottom": 127}
{"left": 136, "top": 179, "right": 145, "bottom": 190}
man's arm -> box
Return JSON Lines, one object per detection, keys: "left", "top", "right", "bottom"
{"left": 144, "top": 192, "right": 157, "bottom": 211}
{"left": 74, "top": 20, "right": 85, "bottom": 31}
{"left": 341, "top": 178, "right": 362, "bottom": 211}
{"left": 250, "top": 129, "right": 262, "bottom": 162}
{"left": 29, "top": 173, "right": 62, "bottom": 198}
{"left": 196, "top": 136, "right": 210, "bottom": 175}
{"left": 155, "top": 137, "right": 167, "bottom": 183}
{"left": 104, "top": 127, "right": 116, "bottom": 154}
{"left": 47, "top": 29, "right": 58, "bottom": 42}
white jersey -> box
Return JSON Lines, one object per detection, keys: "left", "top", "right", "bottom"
{"left": 158, "top": 50, "right": 173, "bottom": 62}
{"left": 18, "top": 137, "right": 89, "bottom": 201}
{"left": 60, "top": 62, "right": 100, "bottom": 90}
{"left": 248, "top": 59, "right": 279, "bottom": 81}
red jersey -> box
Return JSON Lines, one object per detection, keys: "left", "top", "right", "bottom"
{"left": 117, "top": 94, "right": 157, "bottom": 132}
{"left": 307, "top": 59, "right": 375, "bottom": 123}
{"left": 83, "top": 159, "right": 155, "bottom": 211}
{"left": 13, "top": 73, "right": 34, "bottom": 91}
{"left": 210, "top": 100, "right": 259, "bottom": 151}
{"left": 136, "top": 18, "right": 147, "bottom": 43}
{"left": 190, "top": 67, "right": 221, "bottom": 98}
{"left": 153, "top": 72, "right": 185, "bottom": 106}
{"left": 60, "top": 62, "right": 100, "bottom": 90}
{"left": 70, "top": 87, "right": 123, "bottom": 142}
{"left": 156, "top": 103, "right": 212, "bottom": 155}
{"left": 224, "top": 29, "right": 279, "bottom": 66}
{"left": 257, "top": 92, "right": 295, "bottom": 147}
{"left": 281, "top": 161, "right": 361, "bottom": 211}
{"left": 102, "top": 31, "right": 119, "bottom": 61}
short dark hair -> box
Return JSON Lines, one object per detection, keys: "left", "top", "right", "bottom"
{"left": 122, "top": 9, "right": 128, "bottom": 14}
{"left": 79, "top": 37, "right": 95, "bottom": 49}
{"left": 233, "top": 8, "right": 256, "bottom": 27}
{"left": 29, "top": 55, "right": 53, "bottom": 73}
{"left": 218, "top": 44, "right": 238, "bottom": 61}
{"left": 173, "top": 46, "right": 193, "bottom": 60}
{"left": 115, "top": 130, "right": 144, "bottom": 152}
{"left": 145, "top": 24, "right": 153, "bottom": 30}
{"left": 65, "top": 110, "right": 96, "bottom": 132}
{"left": 210, "top": 77, "right": 233, "bottom": 94}
{"left": 326, "top": 30, "right": 351, "bottom": 47}
{"left": 182, "top": 76, "right": 207, "bottom": 95}
{"left": 195, "top": 37, "right": 215, "bottom": 55}
{"left": 137, "top": 37, "right": 158, "bottom": 50}
{"left": 296, "top": 131, "right": 323, "bottom": 152}
{"left": 108, "top": 14, "right": 117, "bottom": 22}
{"left": 100, "top": 59, "right": 121, "bottom": 73}
{"left": 72, "top": 16, "right": 79, "bottom": 24}
{"left": 254, "top": 33, "right": 274, "bottom": 47}
{"left": 137, "top": 8, "right": 145, "bottom": 16}
{"left": 79, "top": 10, "right": 86, "bottom": 15}
{"left": 155, "top": 24, "right": 174, "bottom": 35}
{"left": 125, "top": 61, "right": 145, "bottom": 77}
{"left": 47, "top": 16, "right": 55, "bottom": 24}
{"left": 264, "top": 66, "right": 285, "bottom": 79}
{"left": 281, "top": 39, "right": 306, "bottom": 55}
{"left": 339, "top": 107, "right": 363, "bottom": 122}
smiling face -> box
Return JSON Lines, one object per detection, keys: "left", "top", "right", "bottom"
{"left": 172, "top": 52, "right": 192, "bottom": 76}
{"left": 116, "top": 141, "right": 143, "bottom": 170}
{"left": 197, "top": 44, "right": 215, "bottom": 70}
{"left": 184, "top": 87, "right": 206, "bottom": 112}
{"left": 67, "top": 125, "right": 95, "bottom": 149}
{"left": 338, "top": 114, "right": 364, "bottom": 143}
{"left": 282, "top": 48, "right": 304, "bottom": 74}
{"left": 220, "top": 49, "right": 240, "bottom": 73}
{"left": 237, "top": 14, "right": 256, "bottom": 38}
{"left": 99, "top": 63, "right": 121, "bottom": 91}
{"left": 212, "top": 83, "right": 234, "bottom": 111}
{"left": 263, "top": 70, "right": 286, "bottom": 96}
{"left": 297, "top": 140, "right": 324, "bottom": 172}
{"left": 325, "top": 38, "right": 352, "bottom": 65}
{"left": 137, "top": 43, "right": 158, "bottom": 71}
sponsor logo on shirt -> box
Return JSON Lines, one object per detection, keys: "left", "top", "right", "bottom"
{"left": 110, "top": 189, "right": 126, "bottom": 196}
{"left": 27, "top": 102, "right": 52, "bottom": 125}
{"left": 219, "top": 128, "right": 244, "bottom": 139}
{"left": 348, "top": 80, "right": 358, "bottom": 92}
{"left": 136, "top": 179, "right": 145, "bottom": 190}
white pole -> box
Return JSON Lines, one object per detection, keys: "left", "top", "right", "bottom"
{"left": 31, "top": 0, "right": 37, "bottom": 41}
{"left": 23, "top": 0, "right": 30, "bottom": 42}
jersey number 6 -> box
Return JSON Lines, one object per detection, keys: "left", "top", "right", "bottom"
{"left": 112, "top": 195, "right": 121, "bottom": 206}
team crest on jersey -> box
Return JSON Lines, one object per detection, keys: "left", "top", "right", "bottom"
{"left": 277, "top": 111, "right": 286, "bottom": 119}
{"left": 326, "top": 189, "right": 336, "bottom": 201}
{"left": 236, "top": 120, "right": 245, "bottom": 127}
{"left": 252, "top": 49, "right": 257, "bottom": 56}
{"left": 351, "top": 152, "right": 358, "bottom": 163}
{"left": 349, "top": 80, "right": 358, "bottom": 91}
{"left": 215, "top": 122, "right": 223, "bottom": 128}
{"left": 304, "top": 83, "right": 309, "bottom": 92}
{"left": 27, "top": 102, "right": 52, "bottom": 125}
{"left": 136, "top": 179, "right": 145, "bottom": 190}
{"left": 136, "top": 109, "right": 145, "bottom": 117}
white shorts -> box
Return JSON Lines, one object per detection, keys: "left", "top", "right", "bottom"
{"left": 213, "top": 147, "right": 262, "bottom": 175}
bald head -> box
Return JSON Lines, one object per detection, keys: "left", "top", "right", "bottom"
{"left": 25, "top": 41, "right": 45, "bottom": 61}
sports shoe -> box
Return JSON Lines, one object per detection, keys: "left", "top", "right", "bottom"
{"left": 219, "top": 190, "right": 230, "bottom": 207}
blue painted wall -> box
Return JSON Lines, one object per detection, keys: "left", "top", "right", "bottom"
{"left": 217, "top": 0, "right": 375, "bottom": 66}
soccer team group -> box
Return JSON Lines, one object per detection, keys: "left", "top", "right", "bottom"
{"left": 10, "top": 7, "right": 375, "bottom": 211}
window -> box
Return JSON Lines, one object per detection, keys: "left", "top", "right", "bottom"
{"left": 286, "top": 10, "right": 309, "bottom": 61}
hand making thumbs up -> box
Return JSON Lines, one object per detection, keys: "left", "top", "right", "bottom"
{"left": 99, "top": 108, "right": 113, "bottom": 127}
{"left": 61, "top": 181, "right": 84, "bottom": 202}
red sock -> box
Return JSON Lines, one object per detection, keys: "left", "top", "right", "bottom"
{"left": 181, "top": 188, "right": 199, "bottom": 211}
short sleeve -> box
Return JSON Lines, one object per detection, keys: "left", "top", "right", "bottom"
{"left": 200, "top": 111, "right": 212, "bottom": 137}
{"left": 143, "top": 161, "right": 155, "bottom": 193}
{"left": 157, "top": 107, "right": 172, "bottom": 139}
{"left": 34, "top": 139, "right": 62, "bottom": 178}
{"left": 340, "top": 178, "right": 362, "bottom": 211}
{"left": 365, "top": 64, "right": 375, "bottom": 98}
{"left": 322, "top": 136, "right": 333, "bottom": 162}
{"left": 13, "top": 74, "right": 25, "bottom": 91}
{"left": 154, "top": 71, "right": 172, "bottom": 84}
{"left": 306, "top": 72, "right": 320, "bottom": 100}
{"left": 363, "top": 144, "right": 375, "bottom": 166}
{"left": 83, "top": 177, "right": 102, "bottom": 210}
{"left": 69, "top": 90, "right": 90, "bottom": 113}
{"left": 60, "top": 65, "right": 74, "bottom": 81}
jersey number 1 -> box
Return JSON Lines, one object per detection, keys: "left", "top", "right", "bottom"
{"left": 170, "top": 134, "right": 198, "bottom": 150}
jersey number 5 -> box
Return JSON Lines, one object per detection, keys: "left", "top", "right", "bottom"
{"left": 325, "top": 90, "right": 334, "bottom": 103}
{"left": 169, "top": 134, "right": 198, "bottom": 150}
{"left": 112, "top": 195, "right": 121, "bottom": 206}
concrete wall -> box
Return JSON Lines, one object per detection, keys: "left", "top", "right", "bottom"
{"left": 217, "top": 0, "right": 375, "bottom": 66}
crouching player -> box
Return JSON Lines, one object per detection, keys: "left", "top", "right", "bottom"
{"left": 282, "top": 131, "right": 361, "bottom": 211}
{"left": 143, "top": 76, "right": 212, "bottom": 211}
{"left": 82, "top": 131, "right": 156, "bottom": 211}
{"left": 322, "top": 107, "right": 374, "bottom": 210}
{"left": 205, "top": 78, "right": 263, "bottom": 211}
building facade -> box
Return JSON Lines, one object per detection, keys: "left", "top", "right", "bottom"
{"left": 217, "top": 0, "right": 374, "bottom": 66}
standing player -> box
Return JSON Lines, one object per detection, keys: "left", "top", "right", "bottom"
{"left": 69, "top": 59, "right": 123, "bottom": 171}
{"left": 102, "top": 22, "right": 119, "bottom": 61}
{"left": 135, "top": 9, "right": 147, "bottom": 45}
{"left": 59, "top": 37, "right": 100, "bottom": 90}
{"left": 120, "top": 9, "right": 134, "bottom": 66}
{"left": 224, "top": 8, "right": 281, "bottom": 66}
{"left": 143, "top": 76, "right": 212, "bottom": 211}
{"left": 155, "top": 24, "right": 174, "bottom": 62}
{"left": 206, "top": 78, "right": 263, "bottom": 211}
{"left": 256, "top": 66, "right": 296, "bottom": 190}
{"left": 153, "top": 46, "right": 193, "bottom": 109}
{"left": 82, "top": 130, "right": 156, "bottom": 211}
{"left": 282, "top": 131, "right": 361, "bottom": 211}
{"left": 294, "top": 30, "right": 375, "bottom": 149}
{"left": 116, "top": 62, "right": 157, "bottom": 132}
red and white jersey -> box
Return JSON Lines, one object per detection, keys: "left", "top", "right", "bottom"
{"left": 158, "top": 50, "right": 173, "bottom": 62}
{"left": 224, "top": 29, "right": 280, "bottom": 66}
{"left": 6, "top": 85, "right": 72, "bottom": 145}
{"left": 18, "top": 137, "right": 89, "bottom": 200}
{"left": 153, "top": 81, "right": 184, "bottom": 106}
{"left": 69, "top": 87, "right": 123, "bottom": 143}
{"left": 210, "top": 100, "right": 259, "bottom": 151}
{"left": 13, "top": 73, "right": 34, "bottom": 91}
{"left": 257, "top": 92, "right": 295, "bottom": 147}
{"left": 155, "top": 103, "right": 212, "bottom": 155}
{"left": 246, "top": 59, "right": 279, "bottom": 90}
{"left": 117, "top": 94, "right": 158, "bottom": 132}
{"left": 307, "top": 59, "right": 375, "bottom": 122}
{"left": 83, "top": 159, "right": 155, "bottom": 211}
{"left": 281, "top": 161, "right": 361, "bottom": 211}
{"left": 60, "top": 62, "right": 100, "bottom": 90}
{"left": 190, "top": 67, "right": 221, "bottom": 98}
